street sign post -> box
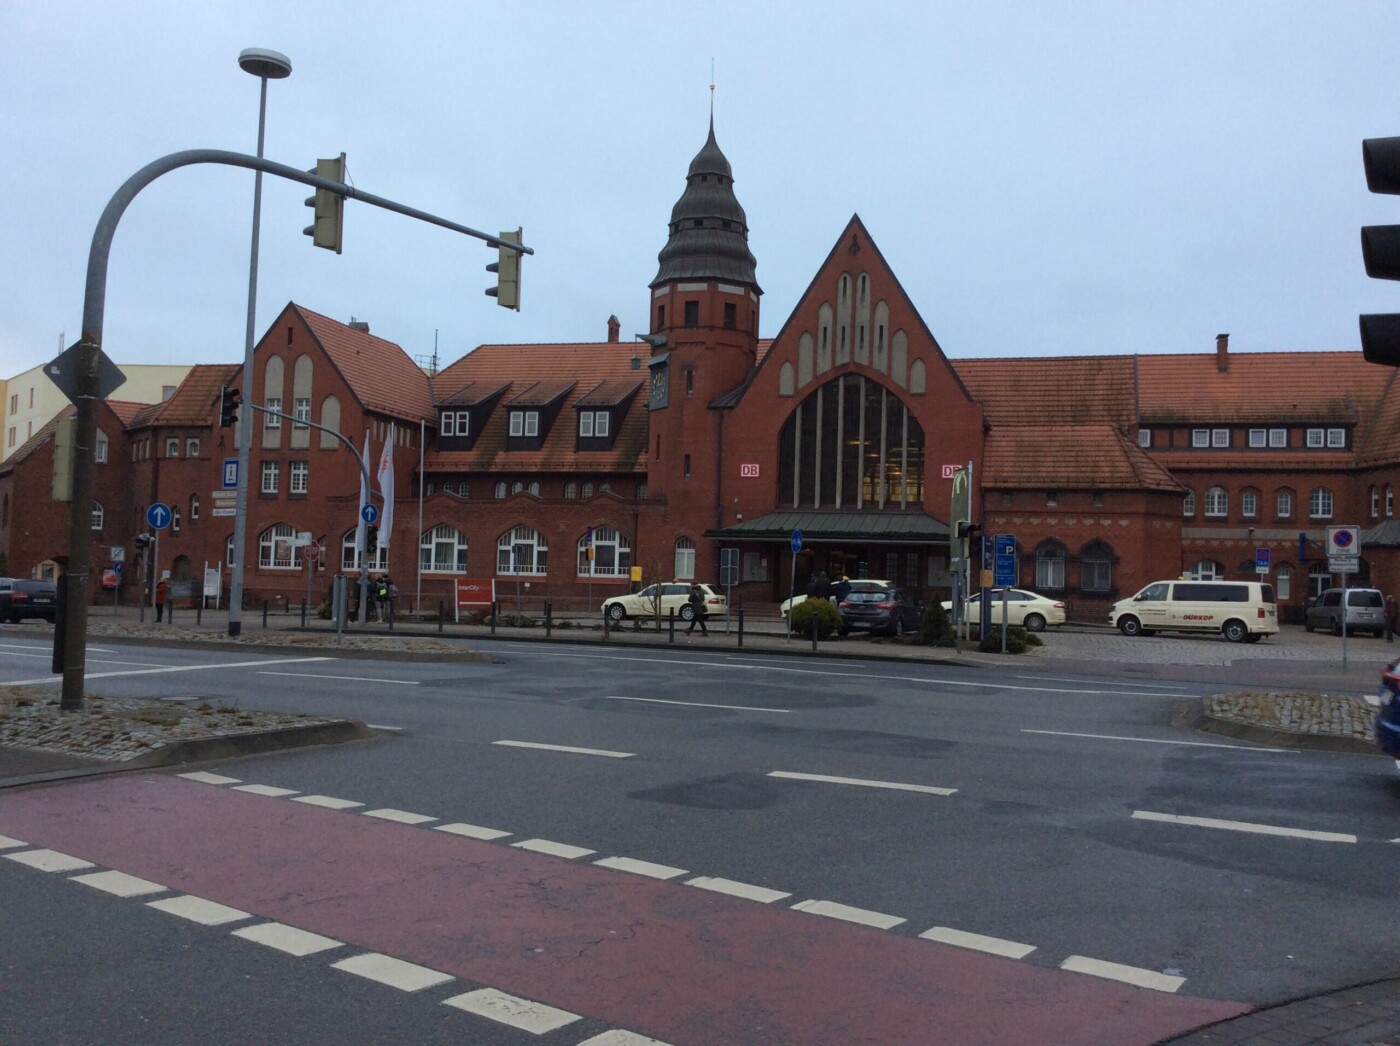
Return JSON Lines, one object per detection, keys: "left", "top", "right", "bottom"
{"left": 145, "top": 503, "right": 172, "bottom": 530}
{"left": 720, "top": 547, "right": 739, "bottom": 634}
{"left": 1255, "top": 547, "right": 1271, "bottom": 575}
{"left": 1327, "top": 524, "right": 1360, "bottom": 574}
{"left": 787, "top": 531, "right": 803, "bottom": 642}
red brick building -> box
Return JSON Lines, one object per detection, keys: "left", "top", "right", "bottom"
{"left": 3, "top": 119, "right": 1398, "bottom": 623}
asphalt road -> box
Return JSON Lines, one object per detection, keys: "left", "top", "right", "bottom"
{"left": 2, "top": 635, "right": 1398, "bottom": 1044}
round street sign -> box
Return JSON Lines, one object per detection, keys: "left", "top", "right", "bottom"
{"left": 360, "top": 504, "right": 379, "bottom": 524}
{"left": 307, "top": 540, "right": 321, "bottom": 560}
{"left": 790, "top": 529, "right": 803, "bottom": 553}
{"left": 145, "top": 502, "right": 172, "bottom": 530}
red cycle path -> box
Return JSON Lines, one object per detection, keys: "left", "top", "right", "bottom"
{"left": 0, "top": 775, "right": 1249, "bottom": 1044}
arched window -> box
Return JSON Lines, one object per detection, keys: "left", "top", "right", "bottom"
{"left": 512, "top": 481, "right": 524, "bottom": 494}
{"left": 495, "top": 481, "right": 506, "bottom": 499}
{"left": 1192, "top": 559, "right": 1224, "bottom": 580}
{"left": 90, "top": 501, "right": 104, "bottom": 531}
{"left": 564, "top": 481, "right": 578, "bottom": 499}
{"left": 1308, "top": 487, "right": 1334, "bottom": 519}
{"left": 458, "top": 481, "right": 469, "bottom": 498}
{"left": 674, "top": 536, "right": 696, "bottom": 580}
{"left": 1080, "top": 540, "right": 1113, "bottom": 593}
{"left": 1241, "top": 489, "right": 1258, "bottom": 518}
{"left": 1035, "top": 541, "right": 1066, "bottom": 590}
{"left": 1371, "top": 485, "right": 1380, "bottom": 519}
{"left": 577, "top": 526, "right": 632, "bottom": 577}
{"left": 582, "top": 482, "right": 595, "bottom": 498}
{"left": 190, "top": 494, "right": 200, "bottom": 521}
{"left": 498, "top": 526, "right": 547, "bottom": 574}
{"left": 777, "top": 374, "right": 925, "bottom": 509}
{"left": 1308, "top": 562, "right": 1331, "bottom": 598}
{"left": 1204, "top": 486, "right": 1228, "bottom": 518}
{"left": 1276, "top": 488, "right": 1293, "bottom": 519}
{"left": 1388, "top": 483, "right": 1395, "bottom": 518}
{"left": 258, "top": 523, "right": 298, "bottom": 569}
{"left": 528, "top": 481, "right": 540, "bottom": 497}
{"left": 1276, "top": 563, "right": 1292, "bottom": 601}
{"left": 341, "top": 528, "right": 388, "bottom": 571}
{"left": 419, "top": 524, "right": 468, "bottom": 573}
{"left": 1182, "top": 490, "right": 1195, "bottom": 517}
{"left": 226, "top": 533, "right": 235, "bottom": 567}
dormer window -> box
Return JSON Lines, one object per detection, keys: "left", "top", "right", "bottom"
{"left": 441, "top": 410, "right": 470, "bottom": 437}
{"left": 509, "top": 410, "right": 539, "bottom": 437}
{"left": 579, "top": 411, "right": 610, "bottom": 437}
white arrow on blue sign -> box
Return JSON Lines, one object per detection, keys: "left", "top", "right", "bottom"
{"left": 146, "top": 502, "right": 172, "bottom": 530}
{"left": 790, "top": 529, "right": 803, "bottom": 553}
{"left": 360, "top": 503, "right": 379, "bottom": 524}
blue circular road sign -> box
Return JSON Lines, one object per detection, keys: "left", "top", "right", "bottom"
{"left": 360, "top": 503, "right": 379, "bottom": 524}
{"left": 146, "top": 502, "right": 172, "bottom": 530}
{"left": 790, "top": 529, "right": 803, "bottom": 553}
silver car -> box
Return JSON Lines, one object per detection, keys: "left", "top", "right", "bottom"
{"left": 1304, "top": 588, "right": 1386, "bottom": 637}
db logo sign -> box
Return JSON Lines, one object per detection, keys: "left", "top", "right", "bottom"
{"left": 740, "top": 463, "right": 760, "bottom": 478}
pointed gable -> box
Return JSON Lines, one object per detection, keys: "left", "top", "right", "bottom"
{"left": 290, "top": 304, "right": 434, "bottom": 422}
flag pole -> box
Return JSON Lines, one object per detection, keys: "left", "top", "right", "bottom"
{"left": 416, "top": 417, "right": 425, "bottom": 620}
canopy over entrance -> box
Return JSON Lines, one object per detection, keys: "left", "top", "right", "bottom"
{"left": 705, "top": 510, "right": 948, "bottom": 544}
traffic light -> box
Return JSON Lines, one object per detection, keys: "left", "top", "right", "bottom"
{"left": 1360, "top": 137, "right": 1400, "bottom": 365}
{"left": 218, "top": 385, "right": 241, "bottom": 428}
{"left": 485, "top": 228, "right": 522, "bottom": 310}
{"left": 303, "top": 153, "right": 346, "bottom": 254}
{"left": 134, "top": 533, "right": 152, "bottom": 551}
{"left": 956, "top": 521, "right": 982, "bottom": 540}
{"left": 365, "top": 524, "right": 378, "bottom": 555}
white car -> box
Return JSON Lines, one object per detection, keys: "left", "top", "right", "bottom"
{"left": 781, "top": 579, "right": 893, "bottom": 619}
{"left": 602, "top": 582, "right": 726, "bottom": 623}
{"left": 940, "top": 588, "right": 1066, "bottom": 632}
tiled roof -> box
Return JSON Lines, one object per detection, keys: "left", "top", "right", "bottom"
{"left": 1356, "top": 367, "right": 1400, "bottom": 467}
{"left": 982, "top": 424, "right": 1183, "bottom": 492}
{"left": 127, "top": 365, "right": 239, "bottom": 429}
{"left": 506, "top": 380, "right": 576, "bottom": 408}
{"left": 294, "top": 305, "right": 434, "bottom": 422}
{"left": 437, "top": 381, "right": 510, "bottom": 408}
{"left": 106, "top": 400, "right": 147, "bottom": 426}
{"left": 952, "top": 356, "right": 1136, "bottom": 426}
{"left": 577, "top": 378, "right": 644, "bottom": 407}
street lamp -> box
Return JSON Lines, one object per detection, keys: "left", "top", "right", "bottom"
{"left": 228, "top": 47, "right": 291, "bottom": 637}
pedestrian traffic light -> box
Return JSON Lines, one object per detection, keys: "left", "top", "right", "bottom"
{"left": 485, "top": 228, "right": 522, "bottom": 310}
{"left": 365, "top": 524, "right": 378, "bottom": 555}
{"left": 218, "top": 385, "right": 241, "bottom": 428}
{"left": 1360, "top": 137, "right": 1400, "bottom": 365}
{"left": 303, "top": 153, "right": 346, "bottom": 254}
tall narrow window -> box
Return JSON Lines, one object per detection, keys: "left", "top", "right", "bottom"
{"left": 674, "top": 537, "right": 696, "bottom": 580}
{"left": 684, "top": 300, "right": 699, "bottom": 327}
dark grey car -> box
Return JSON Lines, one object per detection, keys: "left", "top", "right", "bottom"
{"left": 838, "top": 586, "right": 922, "bottom": 637}
{"left": 0, "top": 578, "right": 58, "bottom": 623}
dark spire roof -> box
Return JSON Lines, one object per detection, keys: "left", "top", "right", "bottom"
{"left": 651, "top": 118, "right": 759, "bottom": 289}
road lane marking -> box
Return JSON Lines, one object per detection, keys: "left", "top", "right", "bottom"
{"left": 179, "top": 772, "right": 241, "bottom": 785}
{"left": 233, "top": 921, "right": 344, "bottom": 956}
{"left": 1060, "top": 955, "right": 1185, "bottom": 993}
{"left": 435, "top": 822, "right": 511, "bottom": 841}
{"left": 290, "top": 794, "right": 364, "bottom": 810}
{"left": 684, "top": 876, "right": 791, "bottom": 904}
{"left": 493, "top": 739, "right": 635, "bottom": 758}
{"left": 602, "top": 695, "right": 793, "bottom": 713}
{"left": 70, "top": 870, "right": 168, "bottom": 898}
{"left": 1133, "top": 810, "right": 1357, "bottom": 843}
{"left": 578, "top": 1032, "right": 676, "bottom": 1046}
{"left": 0, "top": 655, "right": 335, "bottom": 687}
{"left": 1015, "top": 674, "right": 1195, "bottom": 690}
{"left": 362, "top": 808, "right": 437, "bottom": 825}
{"left": 594, "top": 856, "right": 689, "bottom": 880}
{"left": 790, "top": 899, "right": 906, "bottom": 930}
{"left": 5, "top": 849, "right": 94, "bottom": 873}
{"left": 511, "top": 838, "right": 595, "bottom": 859}
{"left": 332, "top": 952, "right": 453, "bottom": 991}
{"left": 147, "top": 894, "right": 251, "bottom": 926}
{"left": 768, "top": 771, "right": 957, "bottom": 796}
{"left": 366, "top": 723, "right": 403, "bottom": 731}
{"left": 232, "top": 784, "right": 300, "bottom": 797}
{"left": 0, "top": 834, "right": 29, "bottom": 849}
{"left": 1024, "top": 729, "right": 1299, "bottom": 752}
{"left": 258, "top": 671, "right": 419, "bottom": 685}
{"left": 918, "top": 926, "right": 1036, "bottom": 959}
{"left": 442, "top": 988, "right": 581, "bottom": 1034}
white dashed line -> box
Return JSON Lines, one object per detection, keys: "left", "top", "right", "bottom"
{"left": 5, "top": 849, "right": 95, "bottom": 873}
{"left": 578, "top": 1031, "right": 675, "bottom": 1046}
{"left": 768, "top": 771, "right": 957, "bottom": 796}
{"left": 1060, "top": 955, "right": 1185, "bottom": 992}
{"left": 434, "top": 822, "right": 511, "bottom": 841}
{"left": 0, "top": 834, "right": 28, "bottom": 849}
{"left": 70, "top": 870, "right": 168, "bottom": 898}
{"left": 1025, "top": 729, "right": 1299, "bottom": 752}
{"left": 918, "top": 926, "right": 1036, "bottom": 959}
{"left": 291, "top": 794, "right": 364, "bottom": 810}
{"left": 147, "top": 894, "right": 251, "bottom": 926}
{"left": 0, "top": 655, "right": 335, "bottom": 687}
{"left": 790, "top": 899, "right": 906, "bottom": 930}
{"left": 602, "top": 695, "right": 793, "bottom": 714}
{"left": 684, "top": 876, "right": 791, "bottom": 904}
{"left": 362, "top": 808, "right": 437, "bottom": 825}
{"left": 594, "top": 856, "right": 689, "bottom": 880}
{"left": 258, "top": 671, "right": 419, "bottom": 685}
{"left": 493, "top": 740, "right": 635, "bottom": 758}
{"left": 178, "top": 772, "right": 241, "bottom": 785}
{"left": 232, "top": 784, "right": 300, "bottom": 797}
{"left": 442, "top": 988, "right": 581, "bottom": 1034}
{"left": 1133, "top": 810, "right": 1357, "bottom": 843}
{"left": 232, "top": 922, "right": 343, "bottom": 956}
{"left": 331, "top": 952, "right": 453, "bottom": 991}
{"left": 511, "top": 838, "right": 596, "bottom": 860}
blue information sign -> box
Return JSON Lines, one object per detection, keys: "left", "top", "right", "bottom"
{"left": 146, "top": 502, "right": 172, "bottom": 530}
{"left": 222, "top": 458, "right": 239, "bottom": 489}
{"left": 790, "top": 529, "right": 803, "bottom": 553}
{"left": 1255, "top": 547, "right": 1271, "bottom": 574}
{"left": 360, "top": 503, "right": 379, "bottom": 524}
{"left": 993, "top": 534, "right": 1017, "bottom": 587}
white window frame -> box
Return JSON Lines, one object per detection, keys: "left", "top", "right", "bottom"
{"left": 1204, "top": 487, "right": 1228, "bottom": 518}
{"left": 674, "top": 536, "right": 696, "bottom": 580}
{"left": 1326, "top": 427, "right": 1345, "bottom": 448}
{"left": 1277, "top": 564, "right": 1292, "bottom": 601}
{"left": 564, "top": 481, "right": 578, "bottom": 499}
{"left": 95, "top": 437, "right": 107, "bottom": 463}
{"left": 1305, "top": 428, "right": 1324, "bottom": 448}
{"left": 1242, "top": 490, "right": 1258, "bottom": 518}
{"left": 1372, "top": 486, "right": 1381, "bottom": 519}
{"left": 594, "top": 411, "right": 609, "bottom": 437}
{"left": 1277, "top": 490, "right": 1293, "bottom": 519}
{"left": 441, "top": 412, "right": 456, "bottom": 437}
{"left": 1389, "top": 484, "right": 1395, "bottom": 518}
{"left": 294, "top": 397, "right": 311, "bottom": 429}
{"left": 1191, "top": 429, "right": 1209, "bottom": 448}
{"left": 495, "top": 481, "right": 506, "bottom": 498}
{"left": 1248, "top": 429, "right": 1266, "bottom": 448}
{"left": 190, "top": 495, "right": 200, "bottom": 521}
{"left": 497, "top": 526, "right": 548, "bottom": 575}
{"left": 290, "top": 461, "right": 308, "bottom": 495}
{"left": 1308, "top": 487, "right": 1334, "bottom": 519}
{"left": 1192, "top": 559, "right": 1223, "bottom": 581}
{"left": 1182, "top": 490, "right": 1195, "bottom": 517}
{"left": 579, "top": 412, "right": 594, "bottom": 437}
{"left": 1269, "top": 428, "right": 1287, "bottom": 448}
{"left": 166, "top": 437, "right": 180, "bottom": 457}
{"left": 258, "top": 523, "right": 298, "bottom": 570}
{"left": 261, "top": 461, "right": 279, "bottom": 494}
{"left": 577, "top": 525, "right": 632, "bottom": 577}
{"left": 342, "top": 528, "right": 387, "bottom": 571}
{"left": 1035, "top": 544, "right": 1067, "bottom": 589}
{"left": 91, "top": 501, "right": 104, "bottom": 531}
{"left": 265, "top": 397, "right": 282, "bottom": 427}
{"left": 1137, "top": 428, "right": 1150, "bottom": 448}
{"left": 419, "top": 524, "right": 468, "bottom": 574}
{"left": 509, "top": 410, "right": 540, "bottom": 437}
{"left": 1211, "top": 428, "right": 1229, "bottom": 448}
{"left": 186, "top": 438, "right": 200, "bottom": 457}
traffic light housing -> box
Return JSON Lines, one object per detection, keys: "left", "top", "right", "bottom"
{"left": 303, "top": 154, "right": 346, "bottom": 254}
{"left": 218, "top": 385, "right": 241, "bottom": 428}
{"left": 134, "top": 533, "right": 152, "bottom": 550}
{"left": 1360, "top": 137, "right": 1400, "bottom": 365}
{"left": 486, "top": 228, "right": 522, "bottom": 310}
{"left": 365, "top": 524, "right": 378, "bottom": 555}
{"left": 956, "top": 521, "right": 982, "bottom": 540}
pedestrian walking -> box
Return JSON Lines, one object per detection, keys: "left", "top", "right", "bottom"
{"left": 155, "top": 575, "right": 170, "bottom": 623}
{"left": 374, "top": 575, "right": 390, "bottom": 622}
{"left": 685, "top": 584, "right": 709, "bottom": 635}
{"left": 1386, "top": 593, "right": 1399, "bottom": 643}
{"left": 832, "top": 575, "right": 852, "bottom": 605}
{"left": 386, "top": 577, "right": 399, "bottom": 624}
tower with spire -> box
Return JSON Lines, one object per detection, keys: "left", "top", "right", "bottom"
{"left": 643, "top": 116, "right": 762, "bottom": 551}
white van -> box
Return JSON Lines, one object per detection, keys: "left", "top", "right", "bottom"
{"left": 1108, "top": 580, "right": 1278, "bottom": 642}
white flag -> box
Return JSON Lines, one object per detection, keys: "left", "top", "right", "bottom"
{"left": 356, "top": 431, "right": 370, "bottom": 561}
{"left": 377, "top": 423, "right": 396, "bottom": 548}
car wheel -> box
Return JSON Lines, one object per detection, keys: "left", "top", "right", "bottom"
{"left": 606, "top": 604, "right": 626, "bottom": 622}
{"left": 1330, "top": 617, "right": 1342, "bottom": 637}
{"left": 1222, "top": 619, "right": 1249, "bottom": 643}
{"left": 1118, "top": 616, "right": 1142, "bottom": 638}
{"left": 893, "top": 616, "right": 905, "bottom": 638}
{"left": 679, "top": 605, "right": 695, "bottom": 622}
{"left": 1304, "top": 619, "right": 1315, "bottom": 633}
{"left": 1023, "top": 613, "right": 1046, "bottom": 633}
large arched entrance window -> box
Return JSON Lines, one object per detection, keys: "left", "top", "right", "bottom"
{"left": 776, "top": 375, "right": 924, "bottom": 509}
{"left": 497, "top": 526, "right": 547, "bottom": 575}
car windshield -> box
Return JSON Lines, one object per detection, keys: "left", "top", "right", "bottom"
{"left": 846, "top": 592, "right": 890, "bottom": 603}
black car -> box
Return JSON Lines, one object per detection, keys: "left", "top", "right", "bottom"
{"left": 838, "top": 586, "right": 922, "bottom": 637}
{"left": 0, "top": 577, "right": 58, "bottom": 623}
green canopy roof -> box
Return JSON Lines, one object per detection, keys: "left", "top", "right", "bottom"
{"left": 706, "top": 510, "right": 949, "bottom": 544}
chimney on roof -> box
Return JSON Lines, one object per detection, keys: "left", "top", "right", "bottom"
{"left": 607, "top": 315, "right": 620, "bottom": 343}
{"left": 1216, "top": 332, "right": 1229, "bottom": 373}
{"left": 349, "top": 317, "right": 370, "bottom": 333}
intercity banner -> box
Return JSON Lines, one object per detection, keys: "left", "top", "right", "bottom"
{"left": 454, "top": 578, "right": 496, "bottom": 621}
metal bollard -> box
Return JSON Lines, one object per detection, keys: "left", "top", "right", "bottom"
{"left": 738, "top": 608, "right": 744, "bottom": 648}
{"left": 438, "top": 600, "right": 445, "bottom": 633}
{"left": 167, "top": 600, "right": 174, "bottom": 626}
{"left": 668, "top": 607, "right": 675, "bottom": 643}
{"left": 491, "top": 600, "right": 498, "bottom": 635}
{"left": 545, "top": 602, "right": 552, "bottom": 637}
{"left": 263, "top": 600, "right": 269, "bottom": 629}
{"left": 301, "top": 601, "right": 307, "bottom": 628}
{"left": 196, "top": 602, "right": 202, "bottom": 626}
{"left": 810, "top": 614, "right": 818, "bottom": 652}
{"left": 602, "top": 611, "right": 610, "bottom": 641}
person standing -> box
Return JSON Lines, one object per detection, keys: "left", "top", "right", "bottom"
{"left": 832, "top": 575, "right": 852, "bottom": 605}
{"left": 155, "top": 574, "right": 170, "bottom": 623}
{"left": 813, "top": 572, "right": 832, "bottom": 602}
{"left": 685, "top": 584, "right": 709, "bottom": 636}
{"left": 386, "top": 576, "right": 399, "bottom": 625}
{"left": 1386, "top": 592, "right": 1399, "bottom": 643}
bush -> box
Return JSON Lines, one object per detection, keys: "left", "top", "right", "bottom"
{"left": 977, "top": 625, "right": 1038, "bottom": 654}
{"left": 316, "top": 600, "right": 332, "bottom": 620}
{"left": 790, "top": 598, "right": 843, "bottom": 640}
{"left": 920, "top": 601, "right": 951, "bottom": 644}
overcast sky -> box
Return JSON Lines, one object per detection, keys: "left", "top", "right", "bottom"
{"left": 5, "top": 1, "right": 1400, "bottom": 384}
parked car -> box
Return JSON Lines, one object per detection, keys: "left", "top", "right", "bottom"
{"left": 0, "top": 577, "right": 58, "bottom": 623}
{"left": 939, "top": 588, "right": 1066, "bottom": 632}
{"left": 838, "top": 586, "right": 922, "bottom": 636}
{"left": 601, "top": 582, "right": 726, "bottom": 623}
{"left": 781, "top": 579, "right": 893, "bottom": 619}
{"left": 1108, "top": 579, "right": 1278, "bottom": 642}
{"left": 1374, "top": 658, "right": 1400, "bottom": 771}
{"left": 1304, "top": 588, "right": 1386, "bottom": 637}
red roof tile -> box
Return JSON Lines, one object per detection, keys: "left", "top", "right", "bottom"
{"left": 127, "top": 365, "right": 239, "bottom": 429}
{"left": 953, "top": 356, "right": 1136, "bottom": 426}
{"left": 982, "top": 424, "right": 1182, "bottom": 492}
{"left": 294, "top": 305, "right": 434, "bottom": 422}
